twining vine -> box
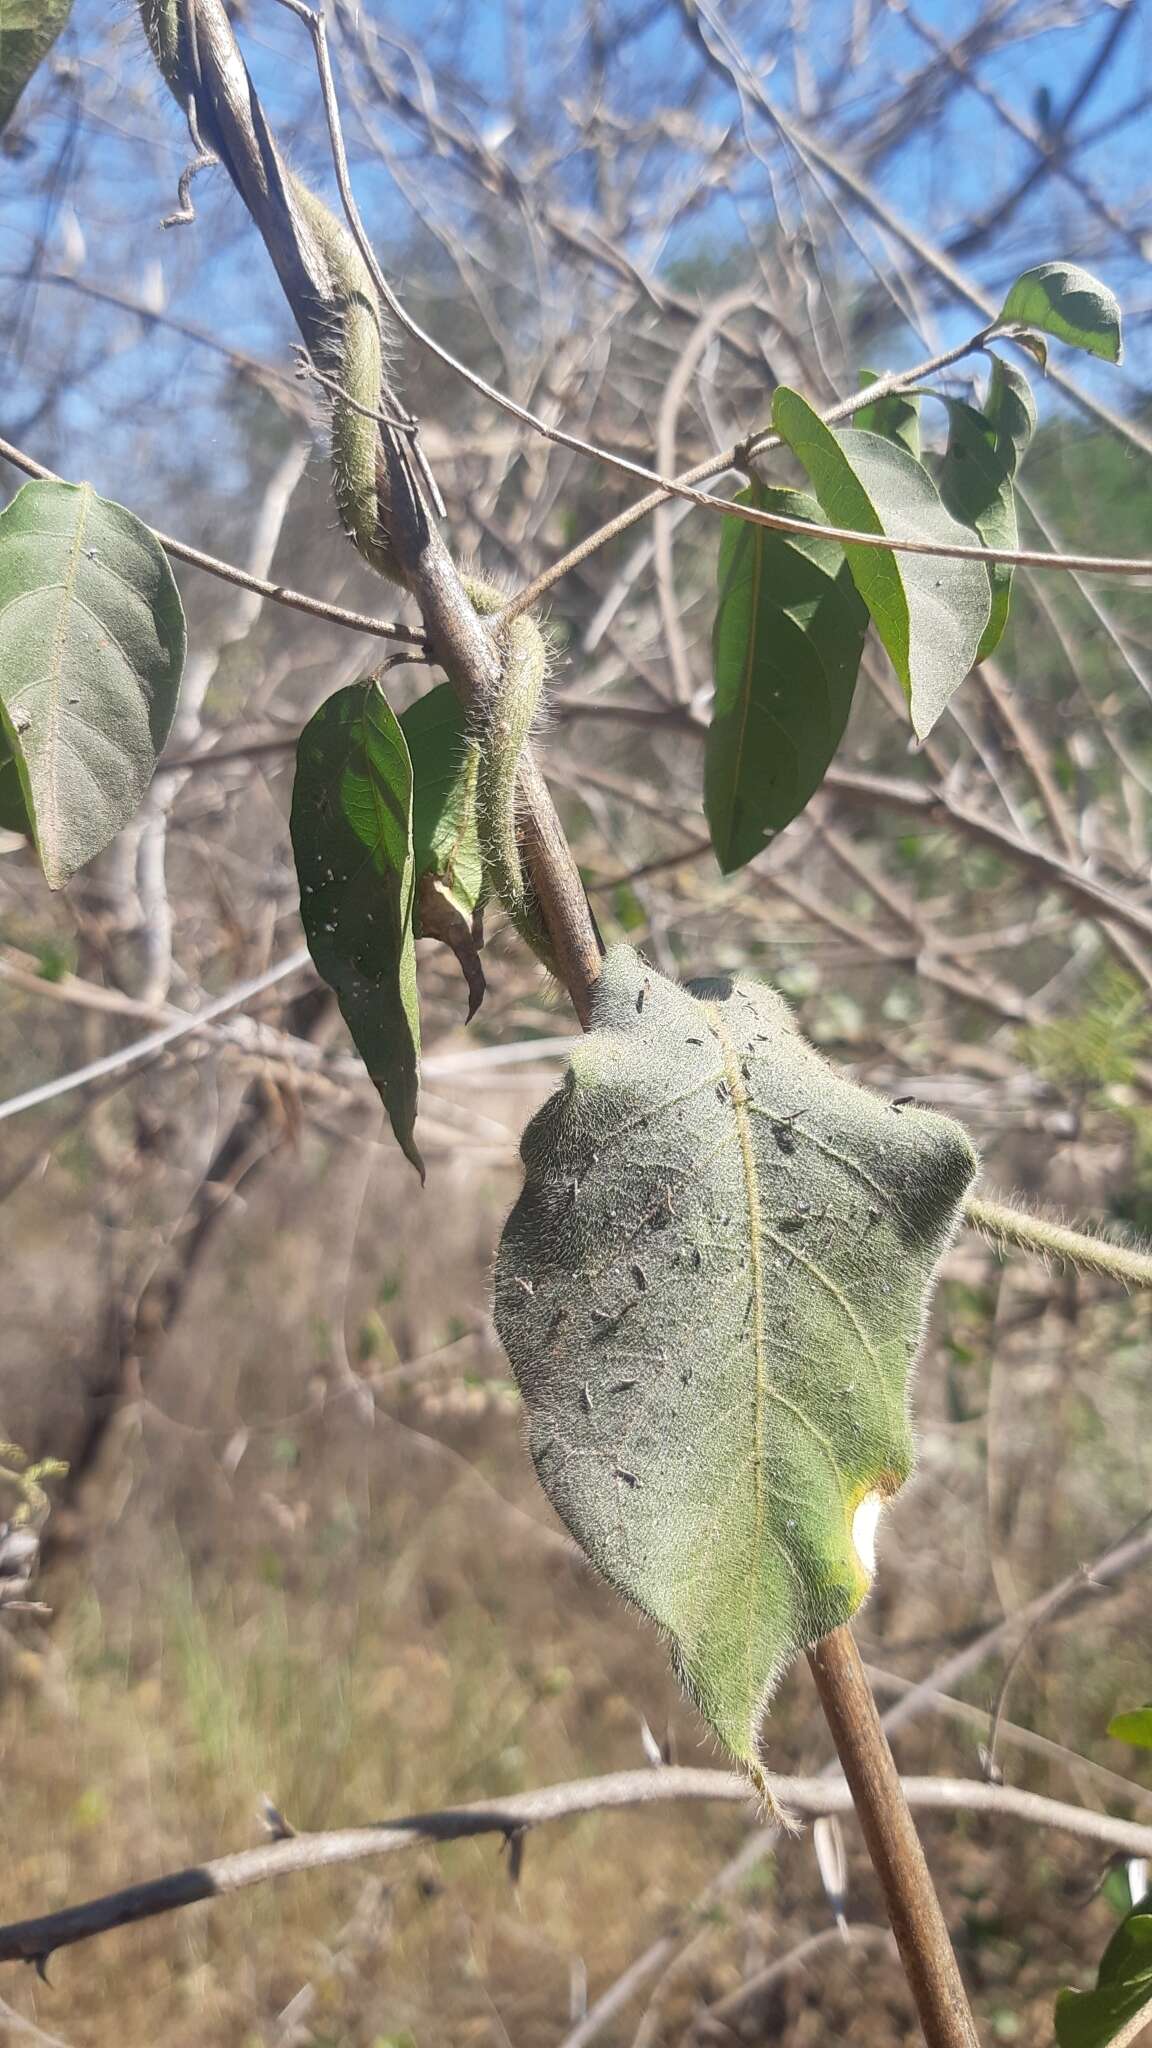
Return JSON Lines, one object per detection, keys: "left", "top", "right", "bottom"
{"left": 1, "top": 5, "right": 1150, "bottom": 2042}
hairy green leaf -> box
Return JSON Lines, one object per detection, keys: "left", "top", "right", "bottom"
{"left": 1056, "top": 1911, "right": 1152, "bottom": 2048}
{"left": 0, "top": 480, "right": 185, "bottom": 887}
{"left": 772, "top": 388, "right": 991, "bottom": 738}
{"left": 1108, "top": 1707, "right": 1152, "bottom": 1750}
{"left": 707, "top": 485, "right": 868, "bottom": 871}
{"left": 937, "top": 357, "right": 1036, "bottom": 659}
{"left": 996, "top": 261, "right": 1122, "bottom": 364}
{"left": 855, "top": 371, "right": 921, "bottom": 458}
{"left": 495, "top": 947, "right": 976, "bottom": 1774}
{"left": 291, "top": 682, "right": 423, "bottom": 1177}
{"left": 0, "top": 0, "right": 71, "bottom": 133}
{"left": 400, "top": 684, "right": 483, "bottom": 922}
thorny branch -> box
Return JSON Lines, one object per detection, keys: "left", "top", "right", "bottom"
{"left": 2, "top": 1765, "right": 1151, "bottom": 1973}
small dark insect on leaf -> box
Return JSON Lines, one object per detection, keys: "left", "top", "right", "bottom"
{"left": 891, "top": 1095, "right": 915, "bottom": 1112}
{"left": 636, "top": 977, "right": 651, "bottom": 1012}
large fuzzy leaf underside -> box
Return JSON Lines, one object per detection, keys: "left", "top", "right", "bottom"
{"left": 495, "top": 947, "right": 976, "bottom": 1769}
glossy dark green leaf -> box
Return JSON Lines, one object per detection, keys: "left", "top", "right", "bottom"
{"left": 707, "top": 485, "right": 868, "bottom": 871}
{"left": 0, "top": 480, "right": 185, "bottom": 887}
{"left": 856, "top": 370, "right": 920, "bottom": 459}
{"left": 772, "top": 388, "right": 990, "bottom": 738}
{"left": 0, "top": 0, "right": 71, "bottom": 133}
{"left": 496, "top": 947, "right": 976, "bottom": 1779}
{"left": 1056, "top": 1911, "right": 1152, "bottom": 2048}
{"left": 1108, "top": 1706, "right": 1152, "bottom": 1750}
{"left": 937, "top": 357, "right": 1036, "bottom": 659}
{"left": 291, "top": 682, "right": 423, "bottom": 1176}
{"left": 996, "top": 261, "right": 1122, "bottom": 364}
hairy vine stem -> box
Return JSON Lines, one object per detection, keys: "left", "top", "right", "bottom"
{"left": 138, "top": 0, "right": 565, "bottom": 963}
{"left": 966, "top": 1195, "right": 1152, "bottom": 1289}
{"left": 119, "top": 16, "right": 1129, "bottom": 2048}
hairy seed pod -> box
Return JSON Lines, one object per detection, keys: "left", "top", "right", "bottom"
{"left": 292, "top": 182, "right": 403, "bottom": 586}
{"left": 464, "top": 579, "right": 553, "bottom": 963}
{"left": 138, "top": 3, "right": 557, "bottom": 962}
{"left": 137, "top": 2, "right": 402, "bottom": 587}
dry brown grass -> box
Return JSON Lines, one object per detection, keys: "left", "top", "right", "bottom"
{"left": 2, "top": 1071, "right": 1151, "bottom": 2046}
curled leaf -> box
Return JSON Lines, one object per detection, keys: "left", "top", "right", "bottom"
{"left": 416, "top": 871, "right": 485, "bottom": 1022}
{"left": 995, "top": 261, "right": 1122, "bottom": 365}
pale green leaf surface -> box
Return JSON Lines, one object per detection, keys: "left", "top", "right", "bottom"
{"left": 495, "top": 947, "right": 976, "bottom": 1770}
{"left": 0, "top": 0, "right": 71, "bottom": 133}
{"left": 0, "top": 479, "right": 185, "bottom": 887}
{"left": 772, "top": 389, "right": 990, "bottom": 738}
{"left": 291, "top": 683, "right": 423, "bottom": 1176}
{"left": 855, "top": 370, "right": 921, "bottom": 458}
{"left": 400, "top": 683, "right": 483, "bottom": 921}
{"left": 707, "top": 485, "right": 868, "bottom": 871}
{"left": 937, "top": 358, "right": 1037, "bottom": 659}
{"left": 1109, "top": 1707, "right": 1152, "bottom": 1749}
{"left": 997, "top": 261, "right": 1122, "bottom": 364}
{"left": 1056, "top": 1913, "right": 1152, "bottom": 2048}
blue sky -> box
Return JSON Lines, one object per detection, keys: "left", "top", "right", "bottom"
{"left": 1, "top": 0, "right": 1148, "bottom": 528}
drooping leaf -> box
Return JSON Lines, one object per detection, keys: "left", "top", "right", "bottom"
{"left": 0, "top": 0, "right": 72, "bottom": 134}
{"left": 772, "top": 388, "right": 991, "bottom": 738}
{"left": 707, "top": 485, "right": 868, "bottom": 871}
{"left": 0, "top": 734, "right": 31, "bottom": 837}
{"left": 400, "top": 683, "right": 486, "bottom": 1019}
{"left": 1108, "top": 1707, "right": 1152, "bottom": 1750}
{"left": 995, "top": 261, "right": 1122, "bottom": 365}
{"left": 0, "top": 480, "right": 185, "bottom": 887}
{"left": 937, "top": 357, "right": 1037, "bottom": 660}
{"left": 495, "top": 947, "right": 976, "bottom": 1775}
{"left": 855, "top": 370, "right": 921, "bottom": 459}
{"left": 1056, "top": 1910, "right": 1152, "bottom": 2048}
{"left": 291, "top": 682, "right": 423, "bottom": 1177}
